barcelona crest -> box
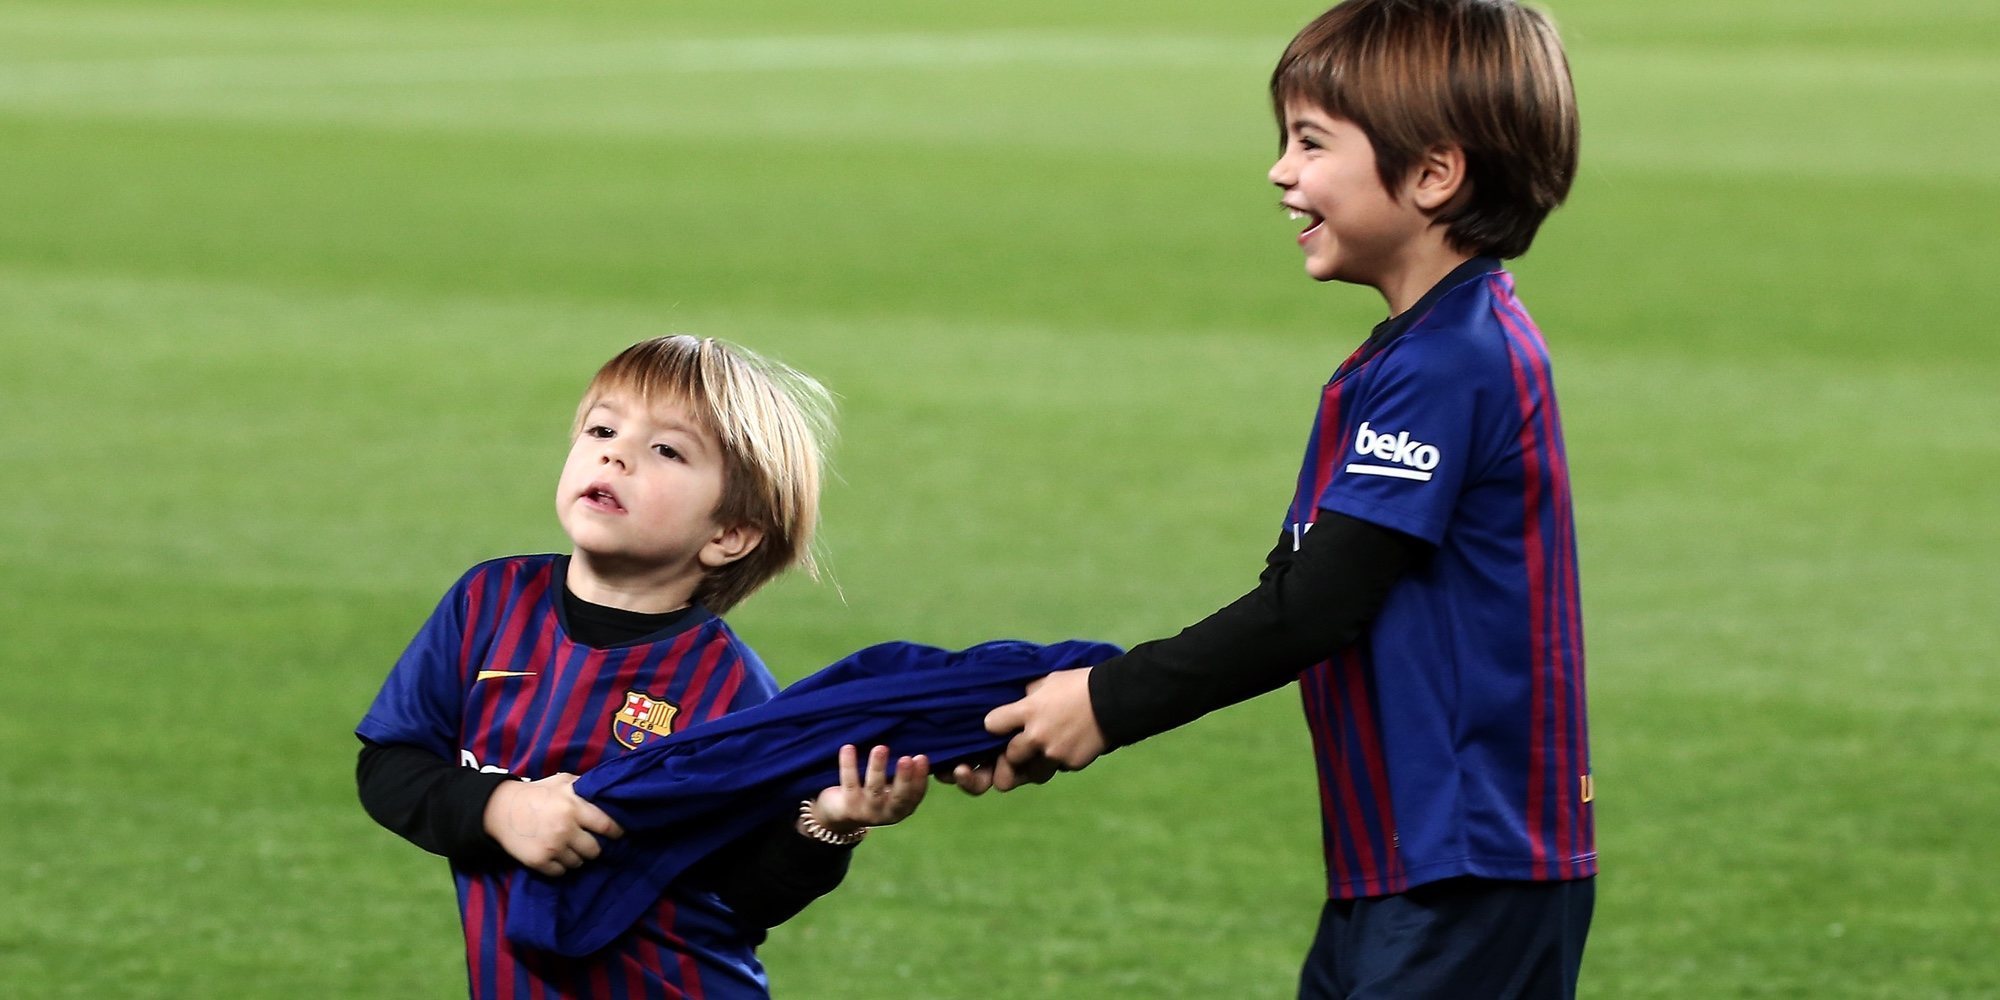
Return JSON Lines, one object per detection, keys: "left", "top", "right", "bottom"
{"left": 612, "top": 690, "right": 680, "bottom": 749}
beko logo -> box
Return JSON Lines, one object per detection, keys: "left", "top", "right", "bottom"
{"left": 1346, "top": 421, "right": 1439, "bottom": 481}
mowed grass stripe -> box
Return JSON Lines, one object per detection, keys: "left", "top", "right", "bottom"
{"left": 3, "top": 24, "right": 1994, "bottom": 187}
{"left": 0, "top": 33, "right": 1274, "bottom": 98}
{"left": 1577, "top": 47, "right": 2000, "bottom": 180}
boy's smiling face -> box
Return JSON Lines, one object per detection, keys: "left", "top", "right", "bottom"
{"left": 1269, "top": 102, "right": 1430, "bottom": 288}
{"left": 555, "top": 392, "right": 759, "bottom": 591}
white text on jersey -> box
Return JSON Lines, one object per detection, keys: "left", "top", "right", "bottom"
{"left": 1347, "top": 421, "right": 1439, "bottom": 481}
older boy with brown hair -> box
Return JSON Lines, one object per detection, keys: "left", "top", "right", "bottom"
{"left": 959, "top": 1, "right": 1595, "bottom": 996}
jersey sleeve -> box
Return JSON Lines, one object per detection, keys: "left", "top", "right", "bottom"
{"left": 355, "top": 570, "right": 475, "bottom": 758}
{"left": 1316, "top": 337, "right": 1493, "bottom": 545}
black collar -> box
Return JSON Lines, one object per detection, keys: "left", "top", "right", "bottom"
{"left": 551, "top": 555, "right": 709, "bottom": 648}
{"left": 1367, "top": 255, "right": 1503, "bottom": 345}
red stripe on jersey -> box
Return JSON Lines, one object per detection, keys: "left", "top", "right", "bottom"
{"left": 704, "top": 653, "right": 746, "bottom": 723}
{"left": 1326, "top": 689, "right": 1381, "bottom": 895}
{"left": 1298, "top": 668, "right": 1352, "bottom": 891}
{"left": 1496, "top": 277, "right": 1586, "bottom": 876}
{"left": 622, "top": 948, "right": 646, "bottom": 1000}
{"left": 464, "top": 876, "right": 490, "bottom": 1000}
{"left": 1496, "top": 297, "right": 1552, "bottom": 875}
{"left": 460, "top": 569, "right": 490, "bottom": 676}
{"left": 490, "top": 881, "right": 517, "bottom": 999}
{"left": 676, "top": 631, "right": 729, "bottom": 722}
{"left": 485, "top": 561, "right": 537, "bottom": 679}
{"left": 1496, "top": 281, "right": 1593, "bottom": 877}
{"left": 1543, "top": 375, "right": 1593, "bottom": 871}
{"left": 468, "top": 564, "right": 551, "bottom": 764}
{"left": 633, "top": 923, "right": 673, "bottom": 999}
{"left": 488, "top": 612, "right": 558, "bottom": 773}
{"left": 656, "top": 899, "right": 704, "bottom": 1000}
{"left": 1307, "top": 380, "right": 1350, "bottom": 514}
{"left": 1504, "top": 288, "right": 1579, "bottom": 877}
{"left": 1324, "top": 655, "right": 1382, "bottom": 894}
{"left": 1342, "top": 649, "right": 1403, "bottom": 893}
{"left": 540, "top": 645, "right": 612, "bottom": 770}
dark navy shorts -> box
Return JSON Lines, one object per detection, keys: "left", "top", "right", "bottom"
{"left": 1298, "top": 876, "right": 1595, "bottom": 1000}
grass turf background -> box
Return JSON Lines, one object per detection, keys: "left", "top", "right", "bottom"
{"left": 1, "top": 0, "right": 1995, "bottom": 995}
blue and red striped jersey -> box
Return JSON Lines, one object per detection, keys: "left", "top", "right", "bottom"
{"left": 1285, "top": 259, "right": 1595, "bottom": 899}
{"left": 357, "top": 554, "right": 780, "bottom": 1000}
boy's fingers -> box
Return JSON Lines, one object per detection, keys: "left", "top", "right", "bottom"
{"left": 838, "top": 743, "right": 861, "bottom": 789}
{"left": 990, "top": 756, "right": 1021, "bottom": 792}
{"left": 984, "top": 699, "right": 1026, "bottom": 736}
{"left": 1002, "top": 732, "right": 1044, "bottom": 767}
{"left": 946, "top": 763, "right": 991, "bottom": 794}
{"left": 900, "top": 758, "right": 930, "bottom": 809}
{"left": 576, "top": 801, "right": 624, "bottom": 839}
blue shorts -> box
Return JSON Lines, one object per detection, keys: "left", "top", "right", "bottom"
{"left": 1298, "top": 876, "right": 1595, "bottom": 1000}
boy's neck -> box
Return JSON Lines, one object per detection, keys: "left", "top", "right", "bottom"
{"left": 565, "top": 551, "right": 699, "bottom": 614}
{"left": 1374, "top": 241, "right": 1477, "bottom": 318}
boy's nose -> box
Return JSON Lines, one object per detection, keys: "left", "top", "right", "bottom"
{"left": 1268, "top": 156, "right": 1294, "bottom": 187}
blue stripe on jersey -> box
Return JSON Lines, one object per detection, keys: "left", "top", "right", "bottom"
{"left": 1285, "top": 266, "right": 1594, "bottom": 900}
{"left": 358, "top": 554, "right": 779, "bottom": 1000}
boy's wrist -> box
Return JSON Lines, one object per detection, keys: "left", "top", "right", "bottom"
{"left": 796, "top": 799, "right": 867, "bottom": 845}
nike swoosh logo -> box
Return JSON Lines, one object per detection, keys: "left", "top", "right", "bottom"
{"left": 475, "top": 670, "right": 537, "bottom": 681}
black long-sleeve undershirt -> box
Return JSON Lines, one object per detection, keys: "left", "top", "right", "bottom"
{"left": 355, "top": 586, "right": 852, "bottom": 932}
{"left": 1087, "top": 509, "right": 1429, "bottom": 749}
{"left": 355, "top": 742, "right": 853, "bottom": 930}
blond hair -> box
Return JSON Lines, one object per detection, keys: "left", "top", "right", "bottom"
{"left": 573, "top": 335, "right": 833, "bottom": 613}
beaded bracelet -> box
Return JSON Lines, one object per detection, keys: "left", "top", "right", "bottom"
{"left": 797, "top": 799, "right": 868, "bottom": 846}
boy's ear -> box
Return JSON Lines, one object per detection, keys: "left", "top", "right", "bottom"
{"left": 1407, "top": 143, "right": 1468, "bottom": 213}
{"left": 699, "top": 522, "right": 765, "bottom": 569}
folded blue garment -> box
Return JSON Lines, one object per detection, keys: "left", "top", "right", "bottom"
{"left": 505, "top": 639, "right": 1122, "bottom": 957}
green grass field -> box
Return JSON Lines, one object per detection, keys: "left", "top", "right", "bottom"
{"left": 3, "top": 0, "right": 1997, "bottom": 996}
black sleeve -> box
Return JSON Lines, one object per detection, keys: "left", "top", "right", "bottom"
{"left": 688, "top": 816, "right": 856, "bottom": 931}
{"left": 359, "top": 740, "right": 853, "bottom": 926}
{"left": 356, "top": 740, "right": 516, "bottom": 868}
{"left": 1086, "top": 509, "right": 1429, "bottom": 749}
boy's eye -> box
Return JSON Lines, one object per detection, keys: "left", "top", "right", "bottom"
{"left": 586, "top": 425, "right": 615, "bottom": 439}
{"left": 653, "top": 444, "right": 683, "bottom": 461}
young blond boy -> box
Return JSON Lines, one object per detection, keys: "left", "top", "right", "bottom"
{"left": 962, "top": 1, "right": 1595, "bottom": 996}
{"left": 357, "top": 336, "right": 929, "bottom": 999}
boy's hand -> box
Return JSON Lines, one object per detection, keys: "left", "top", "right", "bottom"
{"left": 807, "top": 744, "right": 930, "bottom": 836}
{"left": 967, "top": 667, "right": 1106, "bottom": 793}
{"left": 483, "top": 772, "right": 625, "bottom": 877}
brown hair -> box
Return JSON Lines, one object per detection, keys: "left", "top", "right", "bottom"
{"left": 1271, "top": 0, "right": 1579, "bottom": 258}
{"left": 574, "top": 336, "right": 832, "bottom": 613}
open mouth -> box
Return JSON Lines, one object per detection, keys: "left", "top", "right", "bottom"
{"left": 581, "top": 483, "right": 625, "bottom": 512}
{"left": 1287, "top": 207, "right": 1325, "bottom": 244}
